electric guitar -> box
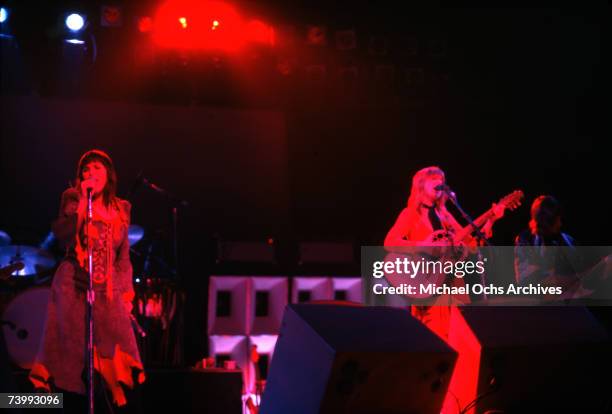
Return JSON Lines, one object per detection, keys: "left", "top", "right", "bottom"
{"left": 383, "top": 190, "right": 524, "bottom": 299}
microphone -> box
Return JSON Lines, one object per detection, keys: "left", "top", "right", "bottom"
{"left": 83, "top": 179, "right": 94, "bottom": 197}
{"left": 435, "top": 184, "right": 456, "bottom": 199}
{"left": 140, "top": 175, "right": 189, "bottom": 207}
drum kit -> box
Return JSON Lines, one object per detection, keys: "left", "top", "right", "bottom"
{"left": 0, "top": 225, "right": 149, "bottom": 369}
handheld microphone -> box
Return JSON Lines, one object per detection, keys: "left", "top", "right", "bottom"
{"left": 83, "top": 179, "right": 94, "bottom": 196}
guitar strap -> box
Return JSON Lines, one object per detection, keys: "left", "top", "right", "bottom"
{"left": 424, "top": 205, "right": 443, "bottom": 231}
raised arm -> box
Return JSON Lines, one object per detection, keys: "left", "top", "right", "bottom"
{"left": 51, "top": 188, "right": 81, "bottom": 247}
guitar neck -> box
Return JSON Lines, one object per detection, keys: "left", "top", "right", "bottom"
{"left": 454, "top": 209, "right": 495, "bottom": 243}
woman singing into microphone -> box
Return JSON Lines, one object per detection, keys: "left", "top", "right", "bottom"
{"left": 30, "top": 150, "right": 144, "bottom": 411}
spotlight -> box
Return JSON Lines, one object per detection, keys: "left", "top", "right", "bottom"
{"left": 65, "top": 13, "right": 85, "bottom": 32}
{"left": 100, "top": 5, "right": 122, "bottom": 27}
{"left": 137, "top": 16, "right": 153, "bottom": 33}
{"left": 306, "top": 25, "right": 326, "bottom": 46}
{"left": 0, "top": 7, "right": 8, "bottom": 24}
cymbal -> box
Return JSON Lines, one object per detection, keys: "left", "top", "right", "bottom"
{"left": 0, "top": 245, "right": 56, "bottom": 277}
{"left": 128, "top": 225, "right": 145, "bottom": 246}
{"left": 0, "top": 230, "right": 11, "bottom": 247}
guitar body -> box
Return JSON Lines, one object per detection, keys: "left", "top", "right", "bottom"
{"left": 382, "top": 190, "right": 524, "bottom": 300}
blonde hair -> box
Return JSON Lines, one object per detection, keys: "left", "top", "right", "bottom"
{"left": 407, "top": 166, "right": 445, "bottom": 209}
{"left": 404, "top": 166, "right": 452, "bottom": 229}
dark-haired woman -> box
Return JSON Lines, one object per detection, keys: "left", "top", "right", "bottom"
{"left": 30, "top": 150, "right": 144, "bottom": 409}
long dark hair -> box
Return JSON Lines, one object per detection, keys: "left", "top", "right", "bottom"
{"left": 529, "top": 195, "right": 562, "bottom": 235}
{"left": 75, "top": 149, "right": 118, "bottom": 207}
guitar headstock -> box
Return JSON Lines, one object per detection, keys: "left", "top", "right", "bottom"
{"left": 498, "top": 190, "right": 524, "bottom": 211}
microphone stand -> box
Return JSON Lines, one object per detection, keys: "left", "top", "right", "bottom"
{"left": 141, "top": 177, "right": 188, "bottom": 284}
{"left": 444, "top": 189, "right": 490, "bottom": 300}
{"left": 86, "top": 188, "right": 95, "bottom": 414}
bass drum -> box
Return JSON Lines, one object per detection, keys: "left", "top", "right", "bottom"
{"left": 1, "top": 287, "right": 50, "bottom": 369}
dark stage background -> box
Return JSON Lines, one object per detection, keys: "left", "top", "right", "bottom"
{"left": 1, "top": 2, "right": 610, "bottom": 362}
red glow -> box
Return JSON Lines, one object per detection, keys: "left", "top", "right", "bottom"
{"left": 443, "top": 308, "right": 482, "bottom": 414}
{"left": 153, "top": 0, "right": 247, "bottom": 51}
{"left": 246, "top": 20, "right": 275, "bottom": 46}
{"left": 137, "top": 17, "right": 153, "bottom": 33}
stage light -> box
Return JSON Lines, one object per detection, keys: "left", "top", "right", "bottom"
{"left": 246, "top": 20, "right": 275, "bottom": 46}
{"left": 137, "top": 16, "right": 153, "bottom": 33}
{"left": 65, "top": 13, "right": 85, "bottom": 32}
{"left": 306, "top": 25, "right": 326, "bottom": 46}
{"left": 153, "top": 1, "right": 246, "bottom": 51}
{"left": 100, "top": 5, "right": 122, "bottom": 27}
{"left": 0, "top": 7, "right": 8, "bottom": 24}
{"left": 65, "top": 39, "right": 85, "bottom": 45}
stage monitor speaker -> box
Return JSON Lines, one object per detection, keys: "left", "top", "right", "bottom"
{"left": 208, "top": 335, "right": 249, "bottom": 369}
{"left": 260, "top": 304, "right": 457, "bottom": 414}
{"left": 208, "top": 276, "right": 249, "bottom": 335}
{"left": 291, "top": 277, "right": 332, "bottom": 304}
{"left": 143, "top": 369, "right": 242, "bottom": 414}
{"left": 250, "top": 277, "right": 288, "bottom": 335}
{"left": 445, "top": 306, "right": 612, "bottom": 414}
{"left": 331, "top": 277, "right": 362, "bottom": 303}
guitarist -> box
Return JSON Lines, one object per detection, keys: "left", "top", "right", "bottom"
{"left": 384, "top": 166, "right": 504, "bottom": 255}
{"left": 383, "top": 166, "right": 505, "bottom": 338}
{"left": 514, "top": 195, "right": 579, "bottom": 286}
{"left": 513, "top": 195, "right": 612, "bottom": 297}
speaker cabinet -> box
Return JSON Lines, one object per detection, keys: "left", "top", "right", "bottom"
{"left": 250, "top": 277, "right": 288, "bottom": 335}
{"left": 260, "top": 304, "right": 457, "bottom": 414}
{"left": 208, "top": 276, "right": 249, "bottom": 335}
{"left": 291, "top": 277, "right": 332, "bottom": 304}
{"left": 444, "top": 306, "right": 612, "bottom": 414}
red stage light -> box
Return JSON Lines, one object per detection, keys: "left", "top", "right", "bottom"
{"left": 153, "top": 0, "right": 246, "bottom": 51}
{"left": 246, "top": 20, "right": 275, "bottom": 46}
{"left": 101, "top": 6, "right": 122, "bottom": 27}
{"left": 137, "top": 17, "right": 153, "bottom": 33}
